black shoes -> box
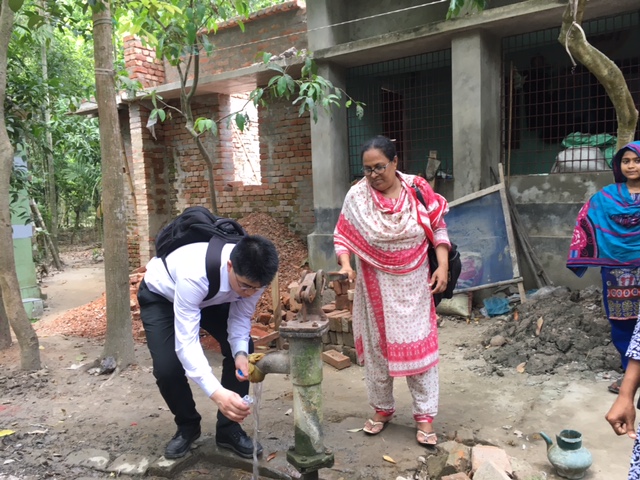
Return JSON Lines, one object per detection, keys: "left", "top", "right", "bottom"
{"left": 164, "top": 427, "right": 201, "bottom": 459}
{"left": 216, "top": 426, "right": 263, "bottom": 459}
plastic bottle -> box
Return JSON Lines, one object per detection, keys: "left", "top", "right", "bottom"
{"left": 242, "top": 394, "right": 254, "bottom": 405}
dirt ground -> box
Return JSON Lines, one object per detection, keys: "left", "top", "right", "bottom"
{"left": 0, "top": 247, "right": 637, "bottom": 480}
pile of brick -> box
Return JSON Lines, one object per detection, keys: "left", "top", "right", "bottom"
{"left": 401, "top": 441, "right": 545, "bottom": 480}
{"left": 281, "top": 276, "right": 357, "bottom": 371}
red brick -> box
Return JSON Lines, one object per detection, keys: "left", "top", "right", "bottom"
{"left": 321, "top": 350, "right": 351, "bottom": 370}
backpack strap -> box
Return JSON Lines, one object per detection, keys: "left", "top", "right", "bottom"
{"left": 204, "top": 237, "right": 227, "bottom": 301}
{"left": 412, "top": 184, "right": 427, "bottom": 208}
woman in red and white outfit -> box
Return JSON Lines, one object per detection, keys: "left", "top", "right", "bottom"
{"left": 334, "top": 135, "right": 451, "bottom": 446}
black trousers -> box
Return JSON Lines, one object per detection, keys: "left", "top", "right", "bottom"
{"left": 137, "top": 279, "right": 252, "bottom": 433}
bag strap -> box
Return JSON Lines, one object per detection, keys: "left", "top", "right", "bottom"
{"left": 412, "top": 184, "right": 427, "bottom": 208}
{"left": 204, "top": 237, "right": 227, "bottom": 301}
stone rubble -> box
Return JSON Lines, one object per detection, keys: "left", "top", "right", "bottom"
{"left": 394, "top": 440, "right": 545, "bottom": 480}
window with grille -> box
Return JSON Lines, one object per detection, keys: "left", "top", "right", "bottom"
{"left": 502, "top": 12, "right": 640, "bottom": 175}
{"left": 346, "top": 50, "right": 453, "bottom": 181}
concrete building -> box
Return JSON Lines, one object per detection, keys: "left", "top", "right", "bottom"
{"left": 304, "top": 0, "right": 640, "bottom": 289}
{"left": 117, "top": 0, "right": 639, "bottom": 290}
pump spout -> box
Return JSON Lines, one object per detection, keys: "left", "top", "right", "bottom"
{"left": 255, "top": 351, "right": 290, "bottom": 376}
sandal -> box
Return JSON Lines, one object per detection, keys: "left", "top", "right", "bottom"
{"left": 608, "top": 377, "right": 623, "bottom": 394}
{"left": 363, "top": 417, "right": 391, "bottom": 435}
{"left": 416, "top": 429, "right": 438, "bottom": 446}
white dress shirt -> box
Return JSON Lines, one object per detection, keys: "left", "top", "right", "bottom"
{"left": 144, "top": 242, "right": 263, "bottom": 397}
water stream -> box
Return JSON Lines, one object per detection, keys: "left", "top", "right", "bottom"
{"left": 251, "top": 382, "right": 263, "bottom": 480}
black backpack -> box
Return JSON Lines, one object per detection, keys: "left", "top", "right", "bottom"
{"left": 154, "top": 206, "right": 247, "bottom": 300}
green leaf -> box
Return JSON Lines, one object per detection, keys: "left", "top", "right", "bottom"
{"left": 285, "top": 75, "right": 296, "bottom": 96}
{"left": 186, "top": 22, "right": 197, "bottom": 46}
{"left": 262, "top": 52, "right": 273, "bottom": 64}
{"left": 276, "top": 76, "right": 288, "bottom": 97}
{"left": 201, "top": 35, "right": 213, "bottom": 56}
{"left": 8, "top": 0, "right": 23, "bottom": 13}
{"left": 267, "top": 75, "right": 281, "bottom": 88}
{"left": 27, "top": 12, "right": 43, "bottom": 29}
{"left": 250, "top": 88, "right": 263, "bottom": 101}
{"left": 235, "top": 113, "right": 246, "bottom": 132}
{"left": 356, "top": 104, "right": 365, "bottom": 120}
{"left": 157, "top": 110, "right": 166, "bottom": 122}
{"left": 267, "top": 64, "right": 284, "bottom": 74}
{"left": 346, "top": 100, "right": 352, "bottom": 108}
{"left": 305, "top": 97, "right": 314, "bottom": 115}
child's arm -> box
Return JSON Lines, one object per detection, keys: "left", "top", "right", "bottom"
{"left": 606, "top": 358, "right": 640, "bottom": 438}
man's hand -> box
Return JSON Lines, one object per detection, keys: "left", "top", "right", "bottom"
{"left": 210, "top": 388, "right": 251, "bottom": 422}
{"left": 235, "top": 353, "right": 249, "bottom": 381}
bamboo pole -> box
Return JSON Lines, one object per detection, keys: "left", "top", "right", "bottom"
{"left": 271, "top": 272, "right": 283, "bottom": 350}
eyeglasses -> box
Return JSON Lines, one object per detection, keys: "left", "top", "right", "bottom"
{"left": 233, "top": 270, "right": 263, "bottom": 291}
{"left": 362, "top": 161, "right": 391, "bottom": 176}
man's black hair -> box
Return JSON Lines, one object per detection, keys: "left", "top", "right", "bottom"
{"left": 360, "top": 135, "right": 396, "bottom": 162}
{"left": 230, "top": 235, "right": 279, "bottom": 286}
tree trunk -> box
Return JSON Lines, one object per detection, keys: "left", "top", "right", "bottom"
{"left": 559, "top": 0, "right": 638, "bottom": 150}
{"left": 178, "top": 50, "right": 219, "bottom": 213}
{"left": 0, "top": 0, "right": 41, "bottom": 370}
{"left": 0, "top": 288, "right": 12, "bottom": 350}
{"left": 41, "top": 0, "right": 58, "bottom": 252}
{"left": 92, "top": 0, "right": 135, "bottom": 368}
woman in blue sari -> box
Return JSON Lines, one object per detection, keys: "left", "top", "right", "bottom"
{"left": 567, "top": 141, "right": 640, "bottom": 393}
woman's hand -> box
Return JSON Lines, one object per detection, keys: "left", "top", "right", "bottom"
{"left": 430, "top": 244, "right": 449, "bottom": 293}
{"left": 210, "top": 387, "right": 251, "bottom": 422}
{"left": 338, "top": 253, "right": 356, "bottom": 281}
{"left": 430, "top": 265, "right": 448, "bottom": 294}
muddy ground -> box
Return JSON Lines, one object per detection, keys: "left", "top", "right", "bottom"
{"left": 0, "top": 248, "right": 636, "bottom": 479}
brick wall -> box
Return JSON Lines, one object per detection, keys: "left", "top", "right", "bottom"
{"left": 163, "top": 1, "right": 307, "bottom": 85}
{"left": 119, "top": 110, "right": 140, "bottom": 268}
{"left": 159, "top": 93, "right": 314, "bottom": 228}
{"left": 123, "top": 2, "right": 313, "bottom": 266}
{"left": 230, "top": 93, "right": 261, "bottom": 185}
{"left": 123, "top": 36, "right": 165, "bottom": 88}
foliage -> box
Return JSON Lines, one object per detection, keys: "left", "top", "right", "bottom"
{"left": 118, "top": 1, "right": 364, "bottom": 138}
{"left": 6, "top": 1, "right": 101, "bottom": 231}
{"left": 116, "top": 0, "right": 364, "bottom": 213}
{"left": 55, "top": 117, "right": 102, "bottom": 228}
{"left": 262, "top": 52, "right": 364, "bottom": 124}
{"left": 446, "top": 0, "right": 486, "bottom": 20}
{"left": 9, "top": 163, "right": 31, "bottom": 223}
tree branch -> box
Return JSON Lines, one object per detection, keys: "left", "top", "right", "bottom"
{"left": 185, "top": 48, "right": 199, "bottom": 105}
{"left": 558, "top": 0, "right": 638, "bottom": 149}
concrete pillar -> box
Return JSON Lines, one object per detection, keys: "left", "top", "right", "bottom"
{"left": 451, "top": 30, "right": 502, "bottom": 199}
{"left": 307, "top": 62, "right": 350, "bottom": 271}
